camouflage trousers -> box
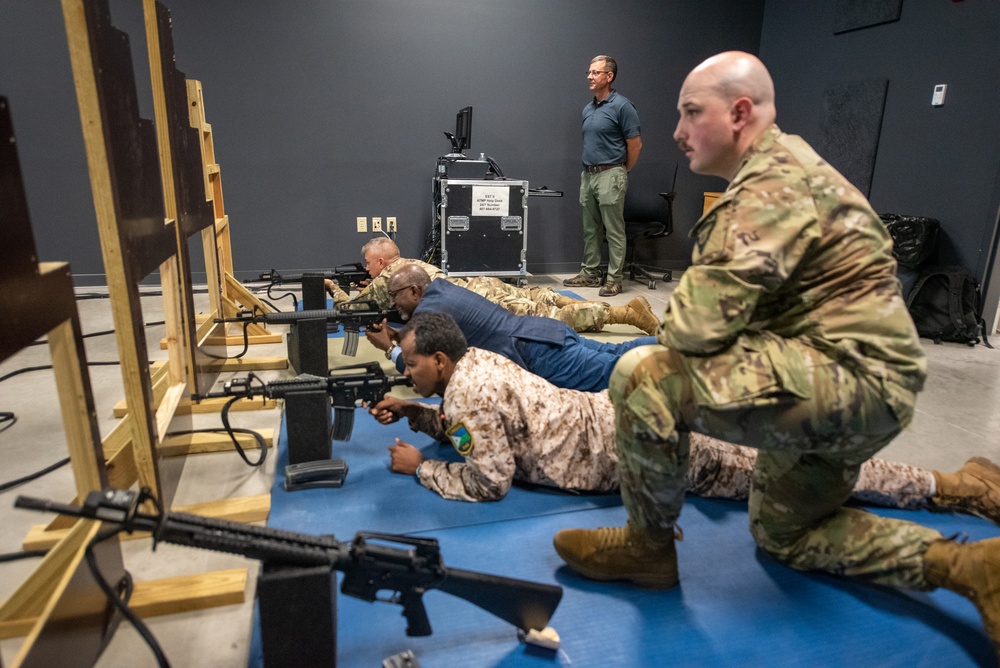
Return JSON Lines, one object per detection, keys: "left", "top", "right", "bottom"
{"left": 689, "top": 435, "right": 934, "bottom": 510}
{"left": 609, "top": 339, "right": 942, "bottom": 590}
{"left": 459, "top": 276, "right": 611, "bottom": 332}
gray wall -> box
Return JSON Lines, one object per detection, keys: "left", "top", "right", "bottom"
{"left": 0, "top": 0, "right": 764, "bottom": 284}
{"left": 759, "top": 0, "right": 1000, "bottom": 328}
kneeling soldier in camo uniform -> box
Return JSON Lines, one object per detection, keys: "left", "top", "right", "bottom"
{"left": 553, "top": 51, "right": 1000, "bottom": 659}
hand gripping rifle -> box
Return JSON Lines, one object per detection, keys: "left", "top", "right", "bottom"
{"left": 15, "top": 488, "right": 563, "bottom": 666}
{"left": 218, "top": 301, "right": 399, "bottom": 357}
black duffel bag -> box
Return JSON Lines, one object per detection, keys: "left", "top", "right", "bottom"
{"left": 879, "top": 213, "right": 940, "bottom": 270}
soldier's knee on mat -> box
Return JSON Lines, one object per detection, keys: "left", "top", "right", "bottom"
{"left": 609, "top": 345, "right": 664, "bottom": 399}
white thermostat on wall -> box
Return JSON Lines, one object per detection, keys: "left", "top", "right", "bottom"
{"left": 932, "top": 84, "right": 947, "bottom": 106}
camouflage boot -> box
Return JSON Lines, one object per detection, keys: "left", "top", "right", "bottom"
{"left": 553, "top": 522, "right": 680, "bottom": 589}
{"left": 607, "top": 297, "right": 660, "bottom": 335}
{"left": 932, "top": 457, "right": 1000, "bottom": 524}
{"left": 924, "top": 536, "right": 1000, "bottom": 661}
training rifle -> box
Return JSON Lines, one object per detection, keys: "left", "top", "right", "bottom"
{"left": 218, "top": 300, "right": 398, "bottom": 356}
{"left": 257, "top": 263, "right": 370, "bottom": 293}
{"left": 15, "top": 488, "right": 563, "bottom": 666}
{"left": 205, "top": 362, "right": 411, "bottom": 441}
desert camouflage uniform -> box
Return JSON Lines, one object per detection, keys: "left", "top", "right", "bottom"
{"left": 410, "top": 348, "right": 619, "bottom": 501}
{"left": 611, "top": 125, "right": 941, "bottom": 589}
{"left": 330, "top": 257, "right": 444, "bottom": 306}
{"left": 405, "top": 347, "right": 935, "bottom": 508}
{"left": 688, "top": 433, "right": 933, "bottom": 509}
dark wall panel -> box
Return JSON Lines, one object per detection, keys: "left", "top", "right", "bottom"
{"left": 759, "top": 0, "right": 1000, "bottom": 284}
{"left": 0, "top": 0, "right": 764, "bottom": 282}
{"left": 816, "top": 79, "right": 888, "bottom": 198}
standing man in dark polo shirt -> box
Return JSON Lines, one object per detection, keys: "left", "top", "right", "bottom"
{"left": 564, "top": 55, "right": 642, "bottom": 297}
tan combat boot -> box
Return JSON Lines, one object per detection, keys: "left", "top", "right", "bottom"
{"left": 932, "top": 457, "right": 1000, "bottom": 524}
{"left": 553, "top": 294, "right": 583, "bottom": 307}
{"left": 924, "top": 537, "right": 1000, "bottom": 660}
{"left": 553, "top": 522, "right": 680, "bottom": 589}
{"left": 606, "top": 297, "right": 660, "bottom": 335}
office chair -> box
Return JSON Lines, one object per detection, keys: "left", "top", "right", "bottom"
{"left": 622, "top": 164, "right": 677, "bottom": 289}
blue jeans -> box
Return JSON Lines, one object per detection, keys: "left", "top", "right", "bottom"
{"left": 523, "top": 330, "right": 656, "bottom": 392}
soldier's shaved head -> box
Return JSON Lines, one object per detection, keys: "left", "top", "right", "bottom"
{"left": 689, "top": 51, "right": 775, "bottom": 112}
{"left": 673, "top": 51, "right": 777, "bottom": 180}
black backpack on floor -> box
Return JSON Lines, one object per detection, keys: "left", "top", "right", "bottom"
{"left": 905, "top": 265, "right": 992, "bottom": 347}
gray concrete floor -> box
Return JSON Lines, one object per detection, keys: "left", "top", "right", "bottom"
{"left": 1, "top": 272, "right": 999, "bottom": 667}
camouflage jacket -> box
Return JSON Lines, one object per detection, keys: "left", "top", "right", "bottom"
{"left": 333, "top": 257, "right": 444, "bottom": 307}
{"left": 660, "top": 125, "right": 926, "bottom": 416}
{"left": 408, "top": 348, "right": 619, "bottom": 501}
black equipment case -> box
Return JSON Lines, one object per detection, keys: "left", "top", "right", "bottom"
{"left": 437, "top": 178, "right": 528, "bottom": 282}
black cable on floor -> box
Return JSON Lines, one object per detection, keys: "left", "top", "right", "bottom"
{"left": 167, "top": 397, "right": 268, "bottom": 468}
{"left": 27, "top": 321, "right": 166, "bottom": 347}
{"left": 85, "top": 524, "right": 171, "bottom": 668}
{"left": 0, "top": 360, "right": 124, "bottom": 383}
{"left": 0, "top": 457, "right": 71, "bottom": 493}
{"left": 0, "top": 549, "right": 49, "bottom": 563}
{"left": 198, "top": 321, "right": 251, "bottom": 360}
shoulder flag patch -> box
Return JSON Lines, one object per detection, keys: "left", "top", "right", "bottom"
{"left": 446, "top": 422, "right": 474, "bottom": 456}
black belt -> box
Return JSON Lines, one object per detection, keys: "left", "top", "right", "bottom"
{"left": 583, "top": 163, "right": 624, "bottom": 174}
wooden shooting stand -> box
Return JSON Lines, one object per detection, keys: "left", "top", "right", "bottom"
{"left": 31, "top": 0, "right": 275, "bottom": 526}
{"left": 0, "top": 91, "right": 239, "bottom": 666}
{"left": 3, "top": 5, "right": 278, "bottom": 656}
{"left": 0, "top": 94, "right": 126, "bottom": 667}
{"left": 145, "top": 0, "right": 281, "bottom": 360}
{"left": 186, "top": 78, "right": 283, "bottom": 346}
{"left": 140, "top": 0, "right": 284, "bottom": 417}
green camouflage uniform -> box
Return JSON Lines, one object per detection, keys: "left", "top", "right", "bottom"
{"left": 610, "top": 125, "right": 940, "bottom": 589}
{"left": 331, "top": 257, "right": 445, "bottom": 306}
{"left": 334, "top": 260, "right": 611, "bottom": 331}
{"left": 456, "top": 277, "right": 612, "bottom": 332}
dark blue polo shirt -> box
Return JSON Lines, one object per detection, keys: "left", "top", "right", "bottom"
{"left": 581, "top": 90, "right": 641, "bottom": 167}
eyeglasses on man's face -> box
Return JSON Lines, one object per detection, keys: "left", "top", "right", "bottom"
{"left": 586, "top": 70, "right": 609, "bottom": 78}
{"left": 388, "top": 285, "right": 415, "bottom": 300}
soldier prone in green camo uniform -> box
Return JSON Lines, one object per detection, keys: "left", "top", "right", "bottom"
{"left": 330, "top": 238, "right": 658, "bottom": 334}
{"left": 556, "top": 54, "right": 1000, "bottom": 644}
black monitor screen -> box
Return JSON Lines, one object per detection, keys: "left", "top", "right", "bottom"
{"left": 455, "top": 106, "right": 472, "bottom": 151}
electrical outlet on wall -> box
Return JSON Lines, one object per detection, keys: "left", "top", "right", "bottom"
{"left": 372, "top": 217, "right": 383, "bottom": 232}
{"left": 357, "top": 216, "right": 367, "bottom": 233}
{"left": 387, "top": 217, "right": 397, "bottom": 232}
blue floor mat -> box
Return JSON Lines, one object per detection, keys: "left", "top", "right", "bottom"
{"left": 268, "top": 399, "right": 623, "bottom": 537}
{"left": 262, "top": 292, "right": 997, "bottom": 665}
{"left": 247, "top": 401, "right": 999, "bottom": 667}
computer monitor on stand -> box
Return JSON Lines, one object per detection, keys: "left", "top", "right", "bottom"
{"left": 443, "top": 105, "right": 472, "bottom": 157}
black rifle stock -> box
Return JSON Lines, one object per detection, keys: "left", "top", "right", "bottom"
{"left": 219, "top": 301, "right": 399, "bottom": 356}
{"left": 206, "top": 362, "right": 411, "bottom": 441}
{"left": 14, "top": 490, "right": 563, "bottom": 640}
